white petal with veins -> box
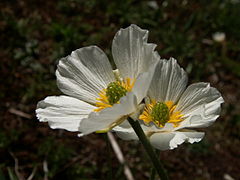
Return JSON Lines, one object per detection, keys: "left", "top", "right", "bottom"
{"left": 148, "top": 58, "right": 188, "bottom": 103}
{"left": 132, "top": 62, "right": 158, "bottom": 104}
{"left": 175, "top": 82, "right": 224, "bottom": 129}
{"left": 112, "top": 24, "right": 160, "bottom": 79}
{"left": 150, "top": 131, "right": 205, "bottom": 150}
{"left": 57, "top": 46, "right": 115, "bottom": 104}
{"left": 36, "top": 96, "right": 95, "bottom": 132}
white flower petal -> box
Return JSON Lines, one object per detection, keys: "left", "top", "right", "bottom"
{"left": 36, "top": 96, "right": 95, "bottom": 132}
{"left": 116, "top": 131, "right": 138, "bottom": 140}
{"left": 150, "top": 131, "right": 205, "bottom": 150}
{"left": 112, "top": 24, "right": 160, "bottom": 79}
{"left": 181, "top": 131, "right": 205, "bottom": 144}
{"left": 113, "top": 120, "right": 137, "bottom": 139}
{"left": 133, "top": 122, "right": 175, "bottom": 133}
{"left": 114, "top": 126, "right": 139, "bottom": 140}
{"left": 148, "top": 58, "right": 188, "bottom": 103}
{"left": 132, "top": 62, "right": 158, "bottom": 104}
{"left": 175, "top": 82, "right": 224, "bottom": 129}
{"left": 56, "top": 46, "right": 115, "bottom": 104}
{"left": 79, "top": 92, "right": 138, "bottom": 135}
{"left": 113, "top": 121, "right": 174, "bottom": 141}
{"left": 150, "top": 132, "right": 175, "bottom": 150}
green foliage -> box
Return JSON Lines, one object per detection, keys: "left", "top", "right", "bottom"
{"left": 0, "top": 167, "right": 7, "bottom": 180}
{"left": 229, "top": 115, "right": 240, "bottom": 138}
{"left": 0, "top": 131, "right": 9, "bottom": 149}
{"left": 38, "top": 137, "right": 74, "bottom": 178}
{"left": 47, "top": 22, "right": 85, "bottom": 57}
{"left": 0, "top": 129, "right": 20, "bottom": 149}
{"left": 7, "top": 168, "right": 18, "bottom": 180}
{"left": 187, "top": 139, "right": 211, "bottom": 156}
{"left": 65, "top": 164, "right": 97, "bottom": 180}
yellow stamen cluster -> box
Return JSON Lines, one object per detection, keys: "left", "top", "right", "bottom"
{"left": 139, "top": 100, "right": 184, "bottom": 127}
{"left": 95, "top": 78, "right": 135, "bottom": 112}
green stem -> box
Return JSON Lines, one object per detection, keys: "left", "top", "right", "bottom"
{"left": 127, "top": 117, "right": 168, "bottom": 180}
{"left": 150, "top": 150, "right": 159, "bottom": 180}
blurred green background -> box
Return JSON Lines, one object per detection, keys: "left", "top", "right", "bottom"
{"left": 1, "top": 0, "right": 240, "bottom": 179}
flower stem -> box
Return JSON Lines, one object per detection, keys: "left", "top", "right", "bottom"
{"left": 127, "top": 117, "right": 169, "bottom": 180}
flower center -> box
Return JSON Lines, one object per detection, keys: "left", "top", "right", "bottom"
{"left": 106, "top": 82, "right": 127, "bottom": 105}
{"left": 139, "top": 100, "right": 184, "bottom": 128}
{"left": 151, "top": 102, "right": 169, "bottom": 126}
{"left": 95, "top": 78, "right": 135, "bottom": 112}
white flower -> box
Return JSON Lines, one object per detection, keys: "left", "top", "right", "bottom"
{"left": 212, "top": 32, "right": 226, "bottom": 43}
{"left": 36, "top": 25, "right": 160, "bottom": 136}
{"left": 114, "top": 58, "right": 224, "bottom": 150}
{"left": 147, "top": 1, "right": 159, "bottom": 10}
